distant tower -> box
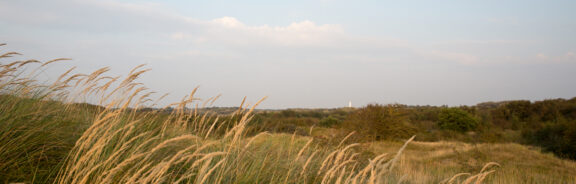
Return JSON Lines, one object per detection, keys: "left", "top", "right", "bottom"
{"left": 348, "top": 101, "right": 352, "bottom": 108}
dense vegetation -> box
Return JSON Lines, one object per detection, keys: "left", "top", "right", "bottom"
{"left": 247, "top": 98, "right": 576, "bottom": 160}
{"left": 1, "top": 44, "right": 575, "bottom": 183}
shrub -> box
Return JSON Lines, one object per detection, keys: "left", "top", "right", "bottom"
{"left": 524, "top": 121, "right": 576, "bottom": 159}
{"left": 343, "top": 104, "right": 416, "bottom": 141}
{"left": 318, "top": 116, "right": 340, "bottom": 127}
{"left": 437, "top": 107, "right": 479, "bottom": 132}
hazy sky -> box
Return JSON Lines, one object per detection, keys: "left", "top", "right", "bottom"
{"left": 1, "top": 0, "right": 575, "bottom": 109}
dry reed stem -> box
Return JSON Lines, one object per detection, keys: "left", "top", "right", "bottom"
{"left": 300, "top": 150, "right": 319, "bottom": 177}
{"left": 0, "top": 52, "right": 21, "bottom": 58}
{"left": 479, "top": 162, "right": 500, "bottom": 173}
{"left": 17, "top": 59, "right": 40, "bottom": 67}
{"left": 442, "top": 173, "right": 471, "bottom": 184}
{"left": 297, "top": 138, "right": 314, "bottom": 159}
{"left": 41, "top": 58, "right": 71, "bottom": 66}
{"left": 338, "top": 131, "right": 356, "bottom": 148}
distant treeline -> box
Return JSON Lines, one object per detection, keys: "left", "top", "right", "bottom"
{"left": 241, "top": 97, "right": 576, "bottom": 160}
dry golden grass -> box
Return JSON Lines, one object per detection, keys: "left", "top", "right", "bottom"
{"left": 362, "top": 140, "right": 576, "bottom": 183}
{"left": 2, "top": 44, "right": 428, "bottom": 183}
{"left": 5, "top": 43, "right": 574, "bottom": 183}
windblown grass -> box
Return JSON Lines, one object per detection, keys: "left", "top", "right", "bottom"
{"left": 363, "top": 140, "right": 576, "bottom": 183}
{"left": 3, "top": 43, "right": 560, "bottom": 183}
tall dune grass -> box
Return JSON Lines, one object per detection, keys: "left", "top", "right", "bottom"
{"left": 0, "top": 44, "right": 499, "bottom": 183}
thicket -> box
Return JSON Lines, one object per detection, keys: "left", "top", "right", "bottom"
{"left": 247, "top": 99, "right": 576, "bottom": 160}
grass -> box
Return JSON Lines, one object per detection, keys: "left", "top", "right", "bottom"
{"left": 364, "top": 140, "right": 576, "bottom": 183}
{"left": 1, "top": 44, "right": 575, "bottom": 183}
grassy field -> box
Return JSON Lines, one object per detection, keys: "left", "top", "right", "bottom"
{"left": 1, "top": 46, "right": 576, "bottom": 183}
{"left": 366, "top": 140, "right": 576, "bottom": 183}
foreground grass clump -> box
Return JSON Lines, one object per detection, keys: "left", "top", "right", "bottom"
{"left": 0, "top": 95, "right": 95, "bottom": 182}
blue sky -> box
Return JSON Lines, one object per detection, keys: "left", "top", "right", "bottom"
{"left": 1, "top": 0, "right": 575, "bottom": 108}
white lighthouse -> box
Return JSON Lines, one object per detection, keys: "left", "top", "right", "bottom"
{"left": 348, "top": 101, "right": 352, "bottom": 108}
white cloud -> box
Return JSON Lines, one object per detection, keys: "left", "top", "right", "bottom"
{"left": 212, "top": 17, "right": 244, "bottom": 28}
{"left": 172, "top": 17, "right": 347, "bottom": 47}
{"left": 0, "top": 0, "right": 484, "bottom": 66}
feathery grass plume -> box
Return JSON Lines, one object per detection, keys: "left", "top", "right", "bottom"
{"left": 82, "top": 67, "right": 110, "bottom": 85}
{"left": 41, "top": 58, "right": 71, "bottom": 67}
{"left": 440, "top": 173, "right": 471, "bottom": 184}
{"left": 56, "top": 66, "right": 76, "bottom": 82}
{"left": 0, "top": 51, "right": 21, "bottom": 58}
{"left": 17, "top": 59, "right": 40, "bottom": 67}
{"left": 337, "top": 131, "right": 356, "bottom": 148}
{"left": 440, "top": 162, "right": 500, "bottom": 184}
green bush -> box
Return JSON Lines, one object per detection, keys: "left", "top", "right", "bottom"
{"left": 318, "top": 116, "right": 340, "bottom": 127}
{"left": 343, "top": 104, "right": 416, "bottom": 141}
{"left": 438, "top": 108, "right": 479, "bottom": 132}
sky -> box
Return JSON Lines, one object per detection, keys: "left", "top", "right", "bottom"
{"left": 1, "top": 0, "right": 576, "bottom": 109}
